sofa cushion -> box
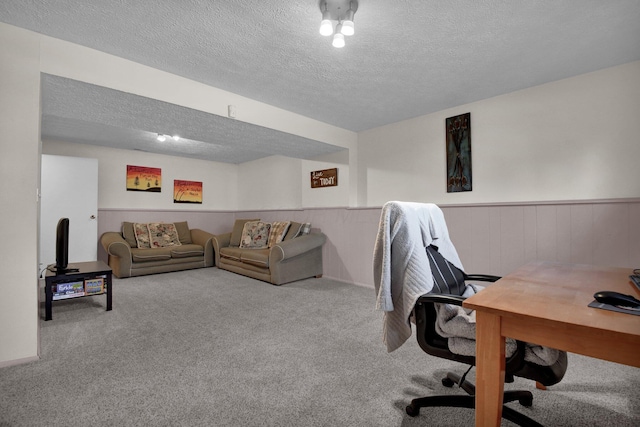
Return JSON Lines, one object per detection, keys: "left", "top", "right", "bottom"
{"left": 148, "top": 223, "right": 182, "bottom": 248}
{"left": 122, "top": 222, "right": 138, "bottom": 248}
{"left": 131, "top": 247, "right": 172, "bottom": 262}
{"left": 219, "top": 247, "right": 244, "bottom": 262}
{"left": 230, "top": 218, "right": 260, "bottom": 247}
{"left": 283, "top": 222, "right": 302, "bottom": 241}
{"left": 174, "top": 221, "right": 192, "bottom": 244}
{"left": 170, "top": 244, "right": 204, "bottom": 258}
{"left": 268, "top": 221, "right": 291, "bottom": 248}
{"left": 133, "top": 223, "right": 151, "bottom": 248}
{"left": 240, "top": 248, "right": 270, "bottom": 268}
{"left": 240, "top": 221, "right": 271, "bottom": 249}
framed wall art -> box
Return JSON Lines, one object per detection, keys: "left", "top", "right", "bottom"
{"left": 126, "top": 165, "right": 162, "bottom": 192}
{"left": 446, "top": 112, "right": 472, "bottom": 192}
{"left": 310, "top": 168, "right": 338, "bottom": 188}
{"left": 173, "top": 180, "right": 203, "bottom": 204}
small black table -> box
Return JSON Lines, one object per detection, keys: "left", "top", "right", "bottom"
{"left": 44, "top": 260, "right": 113, "bottom": 321}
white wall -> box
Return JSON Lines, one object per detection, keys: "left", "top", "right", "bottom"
{"left": 302, "top": 150, "right": 350, "bottom": 208}
{"left": 43, "top": 141, "right": 238, "bottom": 211}
{"left": 358, "top": 61, "right": 640, "bottom": 206}
{"left": 237, "top": 155, "right": 302, "bottom": 210}
{"left": 0, "top": 24, "right": 41, "bottom": 366}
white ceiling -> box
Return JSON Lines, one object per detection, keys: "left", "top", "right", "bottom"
{"left": 2, "top": 1, "right": 640, "bottom": 163}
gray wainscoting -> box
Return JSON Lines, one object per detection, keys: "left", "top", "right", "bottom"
{"left": 98, "top": 199, "right": 639, "bottom": 288}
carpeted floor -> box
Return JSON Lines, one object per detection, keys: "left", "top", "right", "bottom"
{"left": 0, "top": 268, "right": 638, "bottom": 426}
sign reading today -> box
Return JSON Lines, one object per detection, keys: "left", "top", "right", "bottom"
{"left": 310, "top": 168, "right": 338, "bottom": 188}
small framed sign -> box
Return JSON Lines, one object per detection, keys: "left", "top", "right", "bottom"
{"left": 311, "top": 168, "right": 338, "bottom": 188}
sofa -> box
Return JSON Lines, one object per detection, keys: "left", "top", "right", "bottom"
{"left": 213, "top": 219, "right": 326, "bottom": 285}
{"left": 100, "top": 221, "right": 215, "bottom": 278}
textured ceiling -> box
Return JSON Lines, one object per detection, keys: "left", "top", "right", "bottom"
{"left": 40, "top": 75, "right": 344, "bottom": 163}
{"left": 2, "top": 1, "right": 640, "bottom": 163}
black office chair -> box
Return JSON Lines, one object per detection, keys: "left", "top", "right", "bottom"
{"left": 406, "top": 245, "right": 568, "bottom": 427}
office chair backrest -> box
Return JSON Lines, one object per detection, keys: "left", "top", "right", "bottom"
{"left": 414, "top": 245, "right": 476, "bottom": 364}
{"left": 426, "top": 245, "right": 466, "bottom": 296}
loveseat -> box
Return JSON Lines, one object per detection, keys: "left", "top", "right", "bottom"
{"left": 100, "top": 221, "right": 215, "bottom": 278}
{"left": 213, "top": 219, "right": 326, "bottom": 285}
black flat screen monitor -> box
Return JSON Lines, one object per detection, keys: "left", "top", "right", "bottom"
{"left": 52, "top": 218, "right": 77, "bottom": 274}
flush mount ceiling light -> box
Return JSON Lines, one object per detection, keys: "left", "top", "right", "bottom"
{"left": 318, "top": 0, "right": 358, "bottom": 48}
{"left": 157, "top": 133, "right": 180, "bottom": 142}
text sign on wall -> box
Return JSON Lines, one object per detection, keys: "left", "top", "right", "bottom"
{"left": 311, "top": 168, "right": 338, "bottom": 188}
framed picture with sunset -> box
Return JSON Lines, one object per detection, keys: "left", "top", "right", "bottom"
{"left": 126, "top": 165, "right": 162, "bottom": 192}
{"left": 173, "top": 180, "right": 203, "bottom": 204}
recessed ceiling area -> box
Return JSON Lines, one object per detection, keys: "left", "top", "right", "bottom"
{"left": 2, "top": 1, "right": 639, "bottom": 163}
{"left": 41, "top": 75, "right": 345, "bottom": 164}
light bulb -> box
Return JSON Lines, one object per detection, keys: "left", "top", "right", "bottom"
{"left": 157, "top": 134, "right": 166, "bottom": 142}
{"left": 341, "top": 20, "right": 354, "bottom": 36}
{"left": 332, "top": 32, "right": 345, "bottom": 48}
{"left": 319, "top": 19, "right": 333, "bottom": 36}
{"left": 172, "top": 135, "right": 180, "bottom": 141}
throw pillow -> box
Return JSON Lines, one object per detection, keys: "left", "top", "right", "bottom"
{"left": 239, "top": 221, "right": 271, "bottom": 249}
{"left": 122, "top": 222, "right": 138, "bottom": 248}
{"left": 174, "top": 221, "right": 192, "bottom": 244}
{"left": 230, "top": 218, "right": 260, "bottom": 247}
{"left": 283, "top": 221, "right": 302, "bottom": 241}
{"left": 298, "top": 222, "right": 312, "bottom": 236}
{"left": 267, "top": 221, "right": 291, "bottom": 248}
{"left": 133, "top": 223, "right": 151, "bottom": 248}
{"left": 148, "top": 223, "right": 182, "bottom": 248}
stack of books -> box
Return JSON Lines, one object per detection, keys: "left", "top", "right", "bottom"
{"left": 52, "top": 281, "right": 85, "bottom": 300}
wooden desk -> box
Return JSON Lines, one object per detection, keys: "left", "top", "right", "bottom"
{"left": 463, "top": 261, "right": 640, "bottom": 427}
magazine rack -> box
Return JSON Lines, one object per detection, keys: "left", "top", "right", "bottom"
{"left": 44, "top": 260, "right": 113, "bottom": 321}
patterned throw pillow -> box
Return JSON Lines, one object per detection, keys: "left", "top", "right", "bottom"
{"left": 239, "top": 221, "right": 271, "bottom": 249}
{"left": 133, "top": 223, "right": 151, "bottom": 248}
{"left": 267, "top": 221, "right": 291, "bottom": 248}
{"left": 298, "top": 222, "right": 312, "bottom": 236}
{"left": 230, "top": 219, "right": 260, "bottom": 247}
{"left": 148, "top": 223, "right": 182, "bottom": 248}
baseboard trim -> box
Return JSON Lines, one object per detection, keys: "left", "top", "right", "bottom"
{"left": 0, "top": 355, "right": 40, "bottom": 369}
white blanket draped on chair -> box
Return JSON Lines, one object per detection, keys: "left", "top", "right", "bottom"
{"left": 373, "top": 201, "right": 561, "bottom": 366}
{"left": 373, "top": 201, "right": 463, "bottom": 352}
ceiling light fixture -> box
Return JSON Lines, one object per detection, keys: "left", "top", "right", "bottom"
{"left": 319, "top": 2, "right": 333, "bottom": 36}
{"left": 319, "top": 0, "right": 358, "bottom": 48}
{"left": 332, "top": 24, "right": 346, "bottom": 48}
{"left": 156, "top": 133, "right": 180, "bottom": 142}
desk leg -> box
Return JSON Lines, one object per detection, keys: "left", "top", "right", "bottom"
{"left": 106, "top": 273, "right": 112, "bottom": 311}
{"left": 475, "top": 311, "right": 505, "bottom": 427}
{"left": 45, "top": 281, "right": 53, "bottom": 321}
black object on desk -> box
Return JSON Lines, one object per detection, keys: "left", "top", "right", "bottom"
{"left": 44, "top": 260, "right": 113, "bottom": 321}
{"left": 593, "top": 290, "right": 640, "bottom": 308}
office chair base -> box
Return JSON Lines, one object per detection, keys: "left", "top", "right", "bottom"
{"left": 406, "top": 372, "right": 539, "bottom": 427}
{"left": 406, "top": 397, "right": 542, "bottom": 427}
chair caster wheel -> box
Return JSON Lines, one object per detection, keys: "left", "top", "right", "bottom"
{"left": 519, "top": 396, "right": 533, "bottom": 407}
{"left": 442, "top": 377, "right": 455, "bottom": 387}
{"left": 406, "top": 404, "right": 420, "bottom": 417}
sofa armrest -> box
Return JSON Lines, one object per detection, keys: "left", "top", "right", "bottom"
{"left": 100, "top": 232, "right": 132, "bottom": 278}
{"left": 101, "top": 232, "right": 131, "bottom": 258}
{"left": 212, "top": 232, "right": 232, "bottom": 267}
{"left": 190, "top": 229, "right": 215, "bottom": 267}
{"left": 270, "top": 233, "right": 327, "bottom": 263}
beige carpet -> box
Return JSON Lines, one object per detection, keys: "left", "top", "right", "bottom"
{"left": 0, "top": 267, "right": 638, "bottom": 426}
